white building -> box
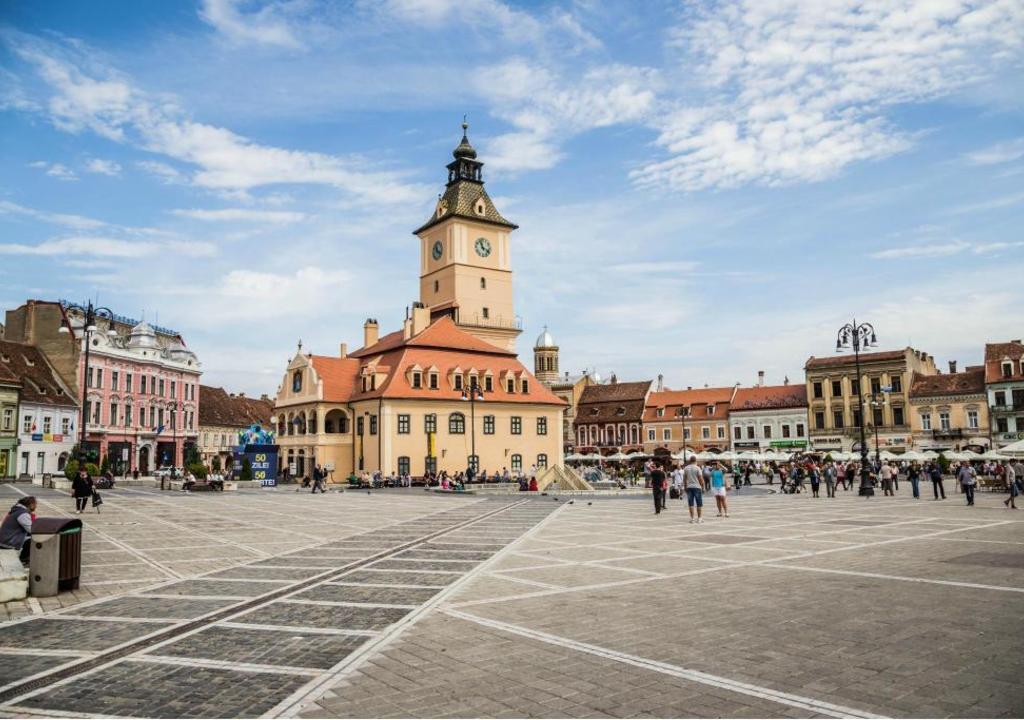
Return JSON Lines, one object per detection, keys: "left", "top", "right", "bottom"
{"left": 986, "top": 341, "right": 1024, "bottom": 448}
{"left": 729, "top": 380, "right": 809, "bottom": 453}
{"left": 0, "top": 339, "right": 78, "bottom": 478}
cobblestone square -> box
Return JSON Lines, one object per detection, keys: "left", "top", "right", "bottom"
{"left": 0, "top": 484, "right": 1020, "bottom": 718}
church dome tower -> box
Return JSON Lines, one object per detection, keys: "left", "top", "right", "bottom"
{"left": 533, "top": 326, "right": 559, "bottom": 385}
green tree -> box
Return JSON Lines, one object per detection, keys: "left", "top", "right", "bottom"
{"left": 64, "top": 458, "right": 79, "bottom": 480}
{"left": 211, "top": 456, "right": 222, "bottom": 473}
{"left": 240, "top": 457, "right": 253, "bottom": 481}
{"left": 84, "top": 462, "right": 100, "bottom": 477}
{"left": 99, "top": 453, "right": 110, "bottom": 475}
{"left": 187, "top": 462, "right": 209, "bottom": 480}
{"left": 185, "top": 445, "right": 201, "bottom": 467}
{"left": 938, "top": 453, "right": 951, "bottom": 474}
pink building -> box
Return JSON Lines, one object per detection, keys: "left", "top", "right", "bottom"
{"left": 3, "top": 300, "right": 202, "bottom": 473}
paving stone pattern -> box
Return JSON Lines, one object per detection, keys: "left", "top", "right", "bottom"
{"left": 151, "top": 625, "right": 369, "bottom": 669}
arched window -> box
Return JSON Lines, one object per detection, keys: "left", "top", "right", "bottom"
{"left": 325, "top": 409, "right": 349, "bottom": 434}
{"left": 449, "top": 412, "right": 465, "bottom": 434}
{"left": 511, "top": 453, "right": 523, "bottom": 471}
{"left": 292, "top": 370, "right": 302, "bottom": 393}
{"left": 307, "top": 411, "right": 317, "bottom": 434}
{"left": 537, "top": 453, "right": 548, "bottom": 469}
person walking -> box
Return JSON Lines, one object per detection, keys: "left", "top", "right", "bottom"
{"left": 908, "top": 462, "right": 922, "bottom": 500}
{"left": 809, "top": 463, "right": 821, "bottom": 498}
{"left": 824, "top": 462, "right": 836, "bottom": 498}
{"left": 72, "top": 468, "right": 93, "bottom": 514}
{"left": 682, "top": 457, "right": 705, "bottom": 524}
{"left": 880, "top": 463, "right": 895, "bottom": 497}
{"left": 311, "top": 464, "right": 326, "bottom": 494}
{"left": 1004, "top": 461, "right": 1018, "bottom": 509}
{"left": 928, "top": 462, "right": 946, "bottom": 500}
{"left": 670, "top": 463, "right": 685, "bottom": 503}
{"left": 651, "top": 463, "right": 667, "bottom": 514}
{"left": 957, "top": 461, "right": 976, "bottom": 506}
{"left": 711, "top": 462, "right": 729, "bottom": 517}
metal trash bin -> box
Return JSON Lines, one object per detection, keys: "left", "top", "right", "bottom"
{"left": 29, "top": 517, "right": 83, "bottom": 597}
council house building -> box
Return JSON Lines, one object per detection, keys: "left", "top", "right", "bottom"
{"left": 272, "top": 124, "right": 565, "bottom": 481}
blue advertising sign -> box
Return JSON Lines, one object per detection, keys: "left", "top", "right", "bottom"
{"left": 233, "top": 443, "right": 279, "bottom": 487}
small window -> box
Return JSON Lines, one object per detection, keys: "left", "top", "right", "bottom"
{"left": 434, "top": 280, "right": 439, "bottom": 293}
{"left": 484, "top": 375, "right": 493, "bottom": 392}
{"left": 412, "top": 372, "right": 422, "bottom": 389}
{"left": 522, "top": 379, "right": 529, "bottom": 394}
{"left": 782, "top": 425, "right": 791, "bottom": 438}
{"left": 536, "top": 417, "right": 547, "bottom": 435}
{"left": 647, "top": 429, "right": 655, "bottom": 441}
{"left": 734, "top": 426, "right": 741, "bottom": 440}
{"left": 483, "top": 415, "right": 495, "bottom": 434}
{"left": 707, "top": 405, "right": 715, "bottom": 416}
{"left": 892, "top": 406, "right": 905, "bottom": 426}
{"left": 449, "top": 413, "right": 465, "bottom": 434}
{"left": 831, "top": 380, "right": 842, "bottom": 397}
{"left": 662, "top": 428, "right": 671, "bottom": 441}
{"left": 814, "top": 411, "right": 825, "bottom": 429}
{"left": 398, "top": 414, "right": 410, "bottom": 434}
{"left": 616, "top": 406, "right": 626, "bottom": 416}
{"left": 511, "top": 453, "right": 522, "bottom": 471}
{"left": 890, "top": 376, "right": 902, "bottom": 393}
{"left": 796, "top": 423, "right": 804, "bottom": 437}
{"left": 747, "top": 425, "right": 754, "bottom": 439}
{"left": 480, "top": 277, "right": 486, "bottom": 289}
{"left": 833, "top": 410, "right": 845, "bottom": 429}
{"left": 370, "top": 415, "right": 378, "bottom": 435}
{"left": 482, "top": 307, "right": 489, "bottom": 319}
{"left": 507, "top": 378, "right": 515, "bottom": 393}
{"left": 701, "top": 426, "right": 710, "bottom": 439}
{"left": 453, "top": 374, "right": 463, "bottom": 391}
{"left": 813, "top": 382, "right": 823, "bottom": 399}
{"left": 717, "top": 425, "right": 725, "bottom": 439}
{"left": 429, "top": 373, "right": 439, "bottom": 390}
{"left": 684, "top": 428, "right": 691, "bottom": 440}
{"left": 398, "top": 456, "right": 410, "bottom": 475}
{"left": 511, "top": 417, "right": 522, "bottom": 435}
{"left": 425, "top": 414, "right": 437, "bottom": 433}
{"left": 1003, "top": 361, "right": 1013, "bottom": 378}
{"left": 656, "top": 408, "right": 665, "bottom": 418}
{"left": 537, "top": 454, "right": 548, "bottom": 470}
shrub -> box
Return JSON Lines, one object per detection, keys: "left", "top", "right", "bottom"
{"left": 187, "top": 462, "right": 208, "bottom": 480}
{"left": 64, "top": 459, "right": 79, "bottom": 480}
{"left": 211, "top": 456, "right": 222, "bottom": 473}
{"left": 84, "top": 463, "right": 100, "bottom": 477}
{"left": 99, "top": 453, "right": 110, "bottom": 475}
{"left": 938, "top": 453, "right": 951, "bottom": 474}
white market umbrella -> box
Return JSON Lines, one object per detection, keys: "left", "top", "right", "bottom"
{"left": 980, "top": 450, "right": 1010, "bottom": 461}
{"left": 718, "top": 451, "right": 737, "bottom": 462}
{"left": 922, "top": 450, "right": 940, "bottom": 459}
{"left": 671, "top": 449, "right": 696, "bottom": 461}
{"left": 737, "top": 451, "right": 758, "bottom": 461}
{"left": 998, "top": 438, "right": 1024, "bottom": 456}
{"left": 627, "top": 452, "right": 650, "bottom": 460}
{"left": 565, "top": 453, "right": 584, "bottom": 462}
{"left": 901, "top": 450, "right": 926, "bottom": 462}
{"left": 879, "top": 450, "right": 898, "bottom": 461}
{"left": 943, "top": 451, "right": 967, "bottom": 462}
{"left": 606, "top": 452, "right": 630, "bottom": 462}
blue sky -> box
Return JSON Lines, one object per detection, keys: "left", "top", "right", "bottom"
{"left": 1, "top": 0, "right": 1022, "bottom": 396}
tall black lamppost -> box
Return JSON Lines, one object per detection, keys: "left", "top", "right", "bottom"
{"left": 58, "top": 301, "right": 115, "bottom": 463}
{"left": 461, "top": 379, "right": 484, "bottom": 475}
{"left": 836, "top": 319, "right": 877, "bottom": 497}
{"left": 169, "top": 400, "right": 178, "bottom": 475}
{"left": 869, "top": 392, "right": 886, "bottom": 467}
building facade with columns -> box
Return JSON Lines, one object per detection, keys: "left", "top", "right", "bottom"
{"left": 3, "top": 300, "right": 201, "bottom": 473}
{"left": 805, "top": 347, "right": 937, "bottom": 454}
{"left": 273, "top": 125, "right": 565, "bottom": 481}
{"left": 909, "top": 363, "right": 989, "bottom": 452}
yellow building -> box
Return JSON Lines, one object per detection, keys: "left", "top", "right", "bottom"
{"left": 273, "top": 125, "right": 565, "bottom": 481}
{"left": 909, "top": 363, "right": 990, "bottom": 452}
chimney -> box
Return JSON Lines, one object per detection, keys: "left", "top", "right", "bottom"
{"left": 948, "top": 360, "right": 957, "bottom": 374}
{"left": 260, "top": 394, "right": 269, "bottom": 401}
{"left": 363, "top": 318, "right": 378, "bottom": 348}
{"left": 610, "top": 373, "right": 617, "bottom": 384}
{"left": 339, "top": 342, "right": 347, "bottom": 358}
{"left": 757, "top": 370, "right": 765, "bottom": 387}
{"left": 402, "top": 317, "right": 413, "bottom": 340}
{"left": 657, "top": 374, "right": 664, "bottom": 392}
{"left": 687, "top": 386, "right": 692, "bottom": 391}
{"left": 411, "top": 303, "right": 430, "bottom": 336}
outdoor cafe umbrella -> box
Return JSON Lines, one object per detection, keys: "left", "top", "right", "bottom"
{"left": 672, "top": 449, "right": 696, "bottom": 461}
{"left": 565, "top": 453, "right": 585, "bottom": 462}
{"left": 606, "top": 452, "right": 630, "bottom": 462}
{"left": 999, "top": 438, "right": 1024, "bottom": 456}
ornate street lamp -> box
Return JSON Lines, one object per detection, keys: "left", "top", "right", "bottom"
{"left": 58, "top": 301, "right": 117, "bottom": 463}
{"left": 836, "top": 319, "right": 878, "bottom": 497}
{"left": 461, "top": 379, "right": 484, "bottom": 475}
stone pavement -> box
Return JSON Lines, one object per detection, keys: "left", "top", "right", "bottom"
{"left": 0, "top": 482, "right": 1020, "bottom": 717}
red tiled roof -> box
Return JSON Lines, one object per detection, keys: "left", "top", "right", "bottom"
{"left": 349, "top": 316, "right": 515, "bottom": 358}
{"left": 984, "top": 341, "right": 1024, "bottom": 383}
{"left": 309, "top": 356, "right": 362, "bottom": 402}
{"left": 578, "top": 381, "right": 652, "bottom": 405}
{"left": 910, "top": 369, "right": 986, "bottom": 398}
{"left": 198, "top": 385, "right": 274, "bottom": 427}
{"left": 731, "top": 384, "right": 807, "bottom": 411}
{"left": 0, "top": 340, "right": 76, "bottom": 407}
{"left": 805, "top": 349, "right": 906, "bottom": 369}
{"left": 642, "top": 387, "right": 734, "bottom": 422}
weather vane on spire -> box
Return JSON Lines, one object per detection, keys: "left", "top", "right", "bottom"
{"left": 462, "top": 114, "right": 469, "bottom": 136}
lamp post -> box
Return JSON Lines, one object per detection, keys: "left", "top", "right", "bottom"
{"left": 58, "top": 301, "right": 116, "bottom": 464}
{"left": 461, "top": 379, "right": 484, "bottom": 475}
{"left": 869, "top": 392, "right": 888, "bottom": 467}
{"left": 169, "top": 400, "right": 178, "bottom": 478}
{"left": 836, "top": 319, "right": 877, "bottom": 497}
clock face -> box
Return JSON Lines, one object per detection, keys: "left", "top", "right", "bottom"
{"left": 475, "top": 237, "right": 492, "bottom": 257}
{"left": 431, "top": 240, "right": 443, "bottom": 260}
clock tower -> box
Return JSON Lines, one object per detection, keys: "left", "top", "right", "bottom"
{"left": 414, "top": 121, "right": 521, "bottom": 352}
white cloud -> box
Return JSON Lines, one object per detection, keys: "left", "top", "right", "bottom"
{"left": 171, "top": 208, "right": 307, "bottom": 223}
{"left": 136, "top": 160, "right": 185, "bottom": 184}
{"left": 964, "top": 137, "right": 1024, "bottom": 165}
{"left": 28, "top": 160, "right": 77, "bottom": 181}
{"left": 476, "top": 60, "right": 659, "bottom": 173}
{"left": 375, "top": 0, "right": 601, "bottom": 53}
{"left": 10, "top": 36, "right": 427, "bottom": 205}
{"left": 946, "top": 191, "right": 1024, "bottom": 215}
{"left": 0, "top": 236, "right": 216, "bottom": 258}
{"left": 0, "top": 200, "right": 107, "bottom": 230}
{"left": 871, "top": 240, "right": 970, "bottom": 259}
{"left": 610, "top": 260, "right": 701, "bottom": 274}
{"left": 634, "top": 0, "right": 1024, "bottom": 192}
{"left": 84, "top": 158, "right": 121, "bottom": 176}
{"left": 198, "top": 0, "right": 302, "bottom": 48}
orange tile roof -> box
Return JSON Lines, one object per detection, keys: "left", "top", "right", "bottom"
{"left": 349, "top": 316, "right": 514, "bottom": 358}
{"left": 910, "top": 368, "right": 985, "bottom": 398}
{"left": 805, "top": 349, "right": 906, "bottom": 369}
{"left": 642, "top": 387, "right": 735, "bottom": 422}
{"left": 309, "top": 356, "right": 362, "bottom": 402}
{"left": 732, "top": 384, "right": 807, "bottom": 411}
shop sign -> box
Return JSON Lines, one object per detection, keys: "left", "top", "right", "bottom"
{"left": 770, "top": 440, "right": 807, "bottom": 448}
{"left": 733, "top": 441, "right": 760, "bottom": 450}
{"left": 812, "top": 436, "right": 843, "bottom": 447}
{"left": 31, "top": 433, "right": 42, "bottom": 441}
{"left": 884, "top": 436, "right": 909, "bottom": 446}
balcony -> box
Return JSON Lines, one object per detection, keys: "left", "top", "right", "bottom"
{"left": 459, "top": 313, "right": 523, "bottom": 331}
{"left": 991, "top": 405, "right": 1015, "bottom": 413}
{"left": 931, "top": 428, "right": 965, "bottom": 439}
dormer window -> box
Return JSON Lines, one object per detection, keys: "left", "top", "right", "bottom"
{"left": 1003, "top": 361, "right": 1013, "bottom": 378}
{"left": 484, "top": 375, "right": 493, "bottom": 392}
{"left": 507, "top": 378, "right": 515, "bottom": 393}
{"left": 474, "top": 199, "right": 485, "bottom": 215}
{"left": 590, "top": 407, "right": 599, "bottom": 416}
{"left": 707, "top": 405, "right": 715, "bottom": 416}
{"left": 616, "top": 406, "right": 626, "bottom": 416}
{"left": 656, "top": 408, "right": 665, "bottom": 418}
{"left": 453, "top": 374, "right": 463, "bottom": 391}
{"left": 522, "top": 379, "right": 529, "bottom": 394}
{"left": 412, "top": 372, "right": 422, "bottom": 389}
{"left": 429, "top": 373, "right": 439, "bottom": 390}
